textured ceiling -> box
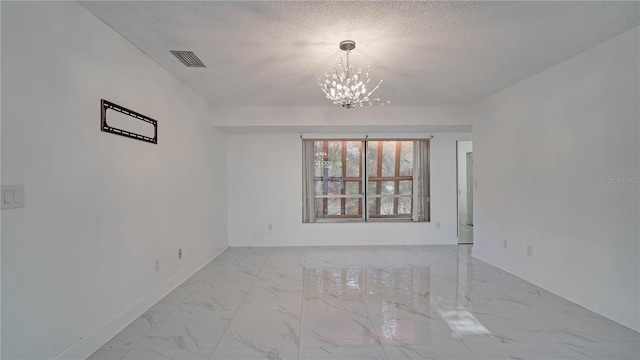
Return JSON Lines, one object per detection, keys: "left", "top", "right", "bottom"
{"left": 80, "top": 1, "right": 639, "bottom": 107}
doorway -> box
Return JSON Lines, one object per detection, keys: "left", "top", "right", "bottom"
{"left": 457, "top": 141, "right": 473, "bottom": 244}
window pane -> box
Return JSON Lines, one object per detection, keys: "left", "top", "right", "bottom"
{"left": 367, "top": 181, "right": 378, "bottom": 195}
{"left": 399, "top": 141, "right": 413, "bottom": 176}
{"left": 327, "top": 141, "right": 343, "bottom": 166}
{"left": 314, "top": 141, "right": 326, "bottom": 177}
{"left": 327, "top": 181, "right": 343, "bottom": 195}
{"left": 380, "top": 181, "right": 395, "bottom": 195}
{"left": 397, "top": 196, "right": 413, "bottom": 215}
{"left": 399, "top": 180, "right": 413, "bottom": 195}
{"left": 368, "top": 196, "right": 395, "bottom": 216}
{"left": 345, "top": 141, "right": 361, "bottom": 177}
{"left": 326, "top": 197, "right": 341, "bottom": 216}
{"left": 314, "top": 141, "right": 342, "bottom": 179}
{"left": 314, "top": 197, "right": 362, "bottom": 219}
{"left": 381, "top": 141, "right": 396, "bottom": 177}
{"left": 324, "top": 163, "right": 341, "bottom": 178}
{"left": 368, "top": 196, "right": 413, "bottom": 218}
{"left": 345, "top": 198, "right": 360, "bottom": 216}
{"left": 379, "top": 197, "right": 395, "bottom": 215}
{"left": 314, "top": 178, "right": 344, "bottom": 195}
{"left": 367, "top": 141, "right": 379, "bottom": 177}
{"left": 346, "top": 181, "right": 360, "bottom": 195}
{"left": 314, "top": 198, "right": 323, "bottom": 217}
{"left": 367, "top": 196, "right": 413, "bottom": 218}
{"left": 367, "top": 195, "right": 376, "bottom": 215}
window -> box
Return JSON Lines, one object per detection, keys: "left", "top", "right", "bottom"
{"left": 303, "top": 139, "right": 429, "bottom": 223}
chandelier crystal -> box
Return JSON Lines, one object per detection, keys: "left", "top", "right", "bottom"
{"left": 318, "top": 40, "right": 389, "bottom": 109}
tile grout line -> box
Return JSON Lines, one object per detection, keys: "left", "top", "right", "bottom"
{"left": 107, "top": 284, "right": 196, "bottom": 358}
{"left": 207, "top": 248, "right": 271, "bottom": 360}
{"left": 130, "top": 256, "right": 223, "bottom": 359}
{"left": 298, "top": 248, "right": 308, "bottom": 360}
{"left": 197, "top": 256, "right": 235, "bottom": 360}
{"left": 117, "top": 310, "right": 173, "bottom": 359}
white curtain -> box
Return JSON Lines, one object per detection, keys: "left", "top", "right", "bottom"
{"left": 302, "top": 140, "right": 316, "bottom": 223}
{"left": 413, "top": 140, "right": 430, "bottom": 222}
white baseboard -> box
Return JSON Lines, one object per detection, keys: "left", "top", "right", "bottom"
{"left": 471, "top": 246, "right": 639, "bottom": 332}
{"left": 228, "top": 237, "right": 458, "bottom": 247}
{"left": 54, "top": 245, "right": 228, "bottom": 360}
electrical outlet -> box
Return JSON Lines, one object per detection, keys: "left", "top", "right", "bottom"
{"left": 155, "top": 259, "right": 159, "bottom": 272}
{"left": 503, "top": 239, "right": 508, "bottom": 249}
{"left": 527, "top": 245, "right": 534, "bottom": 257}
{"left": 268, "top": 224, "right": 272, "bottom": 231}
{"left": 178, "top": 248, "right": 182, "bottom": 259}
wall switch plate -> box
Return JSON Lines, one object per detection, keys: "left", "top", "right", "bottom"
{"left": 527, "top": 245, "right": 534, "bottom": 257}
{"left": 268, "top": 224, "right": 272, "bottom": 231}
{"left": 436, "top": 222, "right": 441, "bottom": 229}
{"left": 503, "top": 239, "right": 508, "bottom": 249}
{"left": 1, "top": 185, "right": 24, "bottom": 209}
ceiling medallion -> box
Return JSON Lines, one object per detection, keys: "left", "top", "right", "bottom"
{"left": 318, "top": 40, "right": 389, "bottom": 109}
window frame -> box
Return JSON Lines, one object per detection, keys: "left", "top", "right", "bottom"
{"left": 313, "top": 140, "right": 365, "bottom": 221}
{"left": 302, "top": 138, "right": 430, "bottom": 223}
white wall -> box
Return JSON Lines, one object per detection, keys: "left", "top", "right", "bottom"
{"left": 227, "top": 132, "right": 470, "bottom": 247}
{"left": 472, "top": 27, "right": 639, "bottom": 331}
{"left": 0, "top": 3, "right": 3, "bottom": 355}
{"left": 213, "top": 105, "right": 472, "bottom": 129}
{"left": 1, "top": 2, "right": 227, "bottom": 359}
{"left": 456, "top": 140, "right": 473, "bottom": 224}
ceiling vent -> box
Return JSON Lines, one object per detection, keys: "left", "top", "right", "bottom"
{"left": 170, "top": 50, "right": 206, "bottom": 67}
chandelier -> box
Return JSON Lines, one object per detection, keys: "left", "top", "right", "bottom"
{"left": 318, "top": 40, "right": 389, "bottom": 109}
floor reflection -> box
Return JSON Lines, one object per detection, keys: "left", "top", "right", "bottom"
{"left": 439, "top": 308, "right": 491, "bottom": 336}
{"left": 302, "top": 265, "right": 493, "bottom": 347}
{"left": 89, "top": 245, "right": 639, "bottom": 360}
{"left": 303, "top": 261, "right": 495, "bottom": 347}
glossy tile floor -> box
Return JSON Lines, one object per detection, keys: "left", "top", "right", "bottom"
{"left": 89, "top": 246, "right": 639, "bottom": 360}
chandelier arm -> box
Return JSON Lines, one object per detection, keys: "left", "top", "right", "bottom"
{"left": 366, "top": 85, "right": 380, "bottom": 98}
{"left": 366, "top": 79, "right": 384, "bottom": 98}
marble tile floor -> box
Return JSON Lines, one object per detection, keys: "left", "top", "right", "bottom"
{"left": 88, "top": 245, "right": 639, "bottom": 360}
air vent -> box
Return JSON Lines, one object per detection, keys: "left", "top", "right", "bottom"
{"left": 170, "top": 50, "right": 206, "bottom": 67}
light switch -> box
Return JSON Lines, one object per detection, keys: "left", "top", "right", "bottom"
{"left": 2, "top": 184, "right": 24, "bottom": 209}
{"left": 13, "top": 189, "right": 23, "bottom": 203}
{"left": 3, "top": 190, "right": 13, "bottom": 204}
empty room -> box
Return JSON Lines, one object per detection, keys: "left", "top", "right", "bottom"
{"left": 1, "top": 1, "right": 638, "bottom": 359}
